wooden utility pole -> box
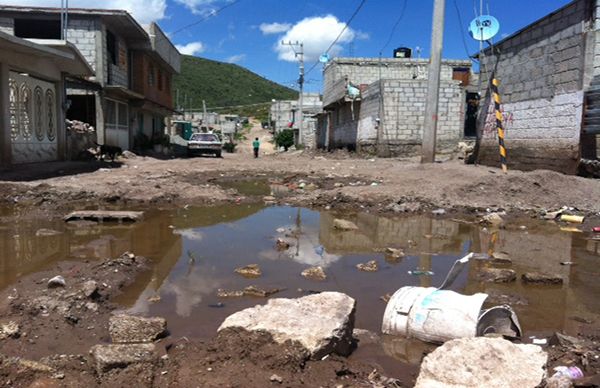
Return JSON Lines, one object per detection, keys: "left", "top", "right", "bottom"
{"left": 421, "top": 0, "right": 446, "bottom": 163}
{"left": 282, "top": 41, "right": 304, "bottom": 145}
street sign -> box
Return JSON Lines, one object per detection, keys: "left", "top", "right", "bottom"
{"left": 468, "top": 15, "right": 500, "bottom": 41}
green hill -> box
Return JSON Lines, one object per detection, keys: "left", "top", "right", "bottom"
{"left": 173, "top": 55, "right": 298, "bottom": 116}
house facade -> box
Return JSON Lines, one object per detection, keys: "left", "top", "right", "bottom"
{"left": 319, "top": 57, "right": 472, "bottom": 156}
{"left": 0, "top": 6, "right": 180, "bottom": 152}
{"left": 0, "top": 31, "right": 92, "bottom": 166}
{"left": 477, "top": 0, "right": 600, "bottom": 174}
{"left": 270, "top": 93, "right": 323, "bottom": 148}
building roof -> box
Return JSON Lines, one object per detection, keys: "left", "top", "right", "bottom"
{"left": 327, "top": 57, "right": 473, "bottom": 68}
{"left": 0, "top": 31, "right": 93, "bottom": 76}
{"left": 0, "top": 5, "right": 149, "bottom": 42}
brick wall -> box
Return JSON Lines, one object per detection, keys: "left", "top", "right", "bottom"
{"left": 357, "top": 79, "right": 464, "bottom": 156}
{"left": 478, "top": 0, "right": 591, "bottom": 173}
{"left": 131, "top": 51, "right": 174, "bottom": 109}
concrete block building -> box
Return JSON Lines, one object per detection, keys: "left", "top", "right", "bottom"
{"left": 318, "top": 57, "right": 473, "bottom": 155}
{"left": 0, "top": 6, "right": 180, "bottom": 153}
{"left": 477, "top": 0, "right": 600, "bottom": 174}
{"left": 0, "top": 32, "right": 92, "bottom": 165}
{"left": 270, "top": 93, "right": 322, "bottom": 148}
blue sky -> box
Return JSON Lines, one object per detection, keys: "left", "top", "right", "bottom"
{"left": 158, "top": 0, "right": 572, "bottom": 92}
{"left": 5, "top": 0, "right": 575, "bottom": 92}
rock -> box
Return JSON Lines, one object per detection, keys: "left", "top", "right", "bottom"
{"left": 522, "top": 272, "right": 564, "bottom": 285}
{"left": 81, "top": 280, "right": 99, "bottom": 299}
{"left": 0, "top": 321, "right": 20, "bottom": 339}
{"left": 234, "top": 264, "right": 262, "bottom": 278}
{"left": 333, "top": 219, "right": 359, "bottom": 231}
{"left": 356, "top": 260, "right": 379, "bottom": 272}
{"left": 219, "top": 292, "right": 355, "bottom": 359}
{"left": 432, "top": 209, "right": 446, "bottom": 216}
{"left": 270, "top": 374, "right": 283, "bottom": 383}
{"left": 85, "top": 302, "right": 99, "bottom": 312}
{"left": 353, "top": 328, "right": 380, "bottom": 345}
{"left": 18, "top": 359, "right": 54, "bottom": 373}
{"left": 301, "top": 266, "right": 327, "bottom": 281}
{"left": 415, "top": 337, "right": 547, "bottom": 388}
{"left": 478, "top": 268, "right": 517, "bottom": 283}
{"left": 263, "top": 196, "right": 276, "bottom": 203}
{"left": 243, "top": 285, "right": 282, "bottom": 298}
{"left": 549, "top": 332, "right": 583, "bottom": 347}
{"left": 108, "top": 315, "right": 167, "bottom": 344}
{"left": 90, "top": 343, "right": 156, "bottom": 374}
{"left": 387, "top": 202, "right": 422, "bottom": 213}
{"left": 491, "top": 252, "right": 512, "bottom": 265}
{"left": 47, "top": 276, "right": 66, "bottom": 288}
{"left": 275, "top": 238, "right": 291, "bottom": 251}
{"left": 482, "top": 212, "right": 504, "bottom": 226}
{"left": 545, "top": 375, "right": 573, "bottom": 388}
{"left": 384, "top": 248, "right": 405, "bottom": 262}
{"left": 217, "top": 289, "right": 245, "bottom": 298}
{"left": 35, "top": 229, "right": 62, "bottom": 237}
{"left": 121, "top": 150, "right": 137, "bottom": 159}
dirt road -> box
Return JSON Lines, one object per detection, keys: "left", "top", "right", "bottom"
{"left": 2, "top": 151, "right": 600, "bottom": 221}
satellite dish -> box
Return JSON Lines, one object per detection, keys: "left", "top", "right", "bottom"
{"left": 319, "top": 53, "right": 330, "bottom": 63}
{"left": 468, "top": 15, "right": 500, "bottom": 41}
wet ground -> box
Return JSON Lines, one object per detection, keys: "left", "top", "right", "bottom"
{"left": 1, "top": 199, "right": 599, "bottom": 379}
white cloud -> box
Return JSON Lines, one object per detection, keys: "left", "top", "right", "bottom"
{"left": 259, "top": 22, "right": 291, "bottom": 35}
{"left": 275, "top": 15, "right": 357, "bottom": 62}
{"left": 226, "top": 54, "right": 246, "bottom": 63}
{"left": 176, "top": 41, "right": 206, "bottom": 56}
{"left": 0, "top": 0, "right": 167, "bottom": 24}
{"left": 174, "top": 0, "right": 219, "bottom": 16}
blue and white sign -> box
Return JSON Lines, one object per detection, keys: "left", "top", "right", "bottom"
{"left": 468, "top": 15, "right": 500, "bottom": 41}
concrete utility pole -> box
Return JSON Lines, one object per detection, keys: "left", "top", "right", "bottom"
{"left": 421, "top": 0, "right": 446, "bottom": 163}
{"left": 282, "top": 41, "right": 304, "bottom": 145}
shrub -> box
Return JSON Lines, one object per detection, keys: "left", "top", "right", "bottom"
{"left": 274, "top": 129, "right": 294, "bottom": 151}
{"left": 223, "top": 142, "right": 236, "bottom": 153}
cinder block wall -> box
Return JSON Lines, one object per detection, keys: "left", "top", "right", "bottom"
{"left": 67, "top": 17, "right": 98, "bottom": 72}
{"left": 478, "top": 0, "right": 590, "bottom": 174}
{"left": 357, "top": 79, "right": 464, "bottom": 156}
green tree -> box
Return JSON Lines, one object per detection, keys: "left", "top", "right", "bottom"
{"left": 274, "top": 129, "right": 294, "bottom": 151}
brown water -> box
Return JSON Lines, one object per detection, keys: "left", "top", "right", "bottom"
{"left": 1, "top": 204, "right": 599, "bottom": 370}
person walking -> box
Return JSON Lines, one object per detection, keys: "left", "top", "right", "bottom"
{"left": 252, "top": 137, "right": 260, "bottom": 158}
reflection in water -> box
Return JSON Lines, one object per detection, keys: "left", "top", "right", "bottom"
{"left": 1, "top": 204, "right": 600, "bottom": 368}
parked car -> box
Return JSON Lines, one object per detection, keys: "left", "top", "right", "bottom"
{"left": 187, "top": 133, "right": 222, "bottom": 157}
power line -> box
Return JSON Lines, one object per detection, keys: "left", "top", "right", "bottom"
{"left": 379, "top": 0, "right": 407, "bottom": 54}
{"left": 453, "top": 0, "right": 476, "bottom": 61}
{"left": 305, "top": 0, "right": 367, "bottom": 76}
{"left": 171, "top": 0, "right": 242, "bottom": 36}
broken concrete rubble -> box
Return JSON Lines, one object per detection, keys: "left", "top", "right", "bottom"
{"left": 522, "top": 272, "right": 564, "bottom": 285}
{"left": 482, "top": 212, "right": 504, "bottom": 226}
{"left": 415, "top": 337, "right": 547, "bottom": 388}
{"left": 356, "top": 260, "right": 379, "bottom": 272}
{"left": 333, "top": 219, "right": 359, "bottom": 231}
{"left": 108, "top": 315, "right": 167, "bottom": 344}
{"left": 478, "top": 268, "right": 517, "bottom": 283}
{"left": 90, "top": 343, "right": 157, "bottom": 374}
{"left": 81, "top": 280, "right": 99, "bottom": 299}
{"left": 47, "top": 276, "right": 66, "bottom": 288}
{"left": 218, "top": 292, "right": 356, "bottom": 359}
{"left": 0, "top": 322, "right": 20, "bottom": 339}
{"left": 301, "top": 266, "right": 327, "bottom": 281}
{"left": 234, "top": 264, "right": 262, "bottom": 278}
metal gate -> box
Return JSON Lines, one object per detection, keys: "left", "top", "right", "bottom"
{"left": 9, "top": 72, "right": 58, "bottom": 163}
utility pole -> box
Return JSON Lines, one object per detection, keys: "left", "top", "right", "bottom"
{"left": 202, "top": 99, "right": 207, "bottom": 124}
{"left": 421, "top": 0, "right": 446, "bottom": 163}
{"left": 282, "top": 41, "right": 304, "bottom": 146}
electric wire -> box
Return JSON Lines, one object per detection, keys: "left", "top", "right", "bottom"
{"left": 305, "top": 0, "right": 367, "bottom": 76}
{"left": 378, "top": 0, "right": 407, "bottom": 54}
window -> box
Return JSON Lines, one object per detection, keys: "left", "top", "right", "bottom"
{"left": 106, "top": 99, "right": 128, "bottom": 131}
{"left": 106, "top": 100, "right": 116, "bottom": 125}
{"left": 15, "top": 19, "right": 60, "bottom": 39}
{"left": 107, "top": 31, "right": 118, "bottom": 65}
{"left": 157, "top": 69, "right": 163, "bottom": 91}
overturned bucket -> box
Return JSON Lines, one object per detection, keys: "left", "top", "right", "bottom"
{"left": 382, "top": 287, "right": 489, "bottom": 343}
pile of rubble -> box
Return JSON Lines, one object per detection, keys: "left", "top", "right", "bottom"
{"left": 66, "top": 119, "right": 95, "bottom": 134}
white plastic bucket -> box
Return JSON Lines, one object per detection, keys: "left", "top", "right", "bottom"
{"left": 382, "top": 286, "right": 488, "bottom": 344}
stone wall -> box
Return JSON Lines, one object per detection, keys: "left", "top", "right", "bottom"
{"left": 357, "top": 79, "right": 464, "bottom": 156}
{"left": 478, "top": 0, "right": 591, "bottom": 174}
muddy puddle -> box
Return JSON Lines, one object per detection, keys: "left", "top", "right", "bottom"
{"left": 1, "top": 204, "right": 599, "bottom": 374}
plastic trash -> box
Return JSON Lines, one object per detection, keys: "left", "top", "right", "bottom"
{"left": 593, "top": 226, "right": 600, "bottom": 233}
{"left": 408, "top": 270, "right": 435, "bottom": 276}
{"left": 552, "top": 366, "right": 584, "bottom": 380}
{"left": 560, "top": 214, "right": 585, "bottom": 223}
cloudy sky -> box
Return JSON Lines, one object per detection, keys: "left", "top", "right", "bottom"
{"left": 2, "top": 0, "right": 572, "bottom": 92}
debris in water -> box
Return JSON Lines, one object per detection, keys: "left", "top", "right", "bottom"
{"left": 275, "top": 238, "right": 291, "bottom": 251}
{"left": 560, "top": 214, "right": 584, "bottom": 224}
{"left": 333, "top": 219, "right": 359, "bottom": 231}
{"left": 301, "top": 266, "right": 327, "bottom": 281}
{"left": 552, "top": 366, "right": 584, "bottom": 380}
{"left": 521, "top": 272, "right": 564, "bottom": 285}
{"left": 209, "top": 303, "right": 225, "bottom": 308}
{"left": 408, "top": 270, "right": 434, "bottom": 276}
{"left": 356, "top": 260, "right": 379, "bottom": 272}
{"left": 560, "top": 261, "right": 576, "bottom": 266}
{"left": 242, "top": 285, "right": 282, "bottom": 298}
{"left": 380, "top": 294, "right": 391, "bottom": 303}
{"left": 148, "top": 295, "right": 161, "bottom": 303}
{"left": 234, "top": 264, "right": 262, "bottom": 278}
{"left": 217, "top": 289, "right": 244, "bottom": 298}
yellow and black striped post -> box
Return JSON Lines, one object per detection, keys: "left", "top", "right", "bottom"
{"left": 492, "top": 78, "right": 508, "bottom": 173}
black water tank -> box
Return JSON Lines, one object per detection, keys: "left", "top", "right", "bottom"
{"left": 393, "top": 47, "right": 412, "bottom": 58}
